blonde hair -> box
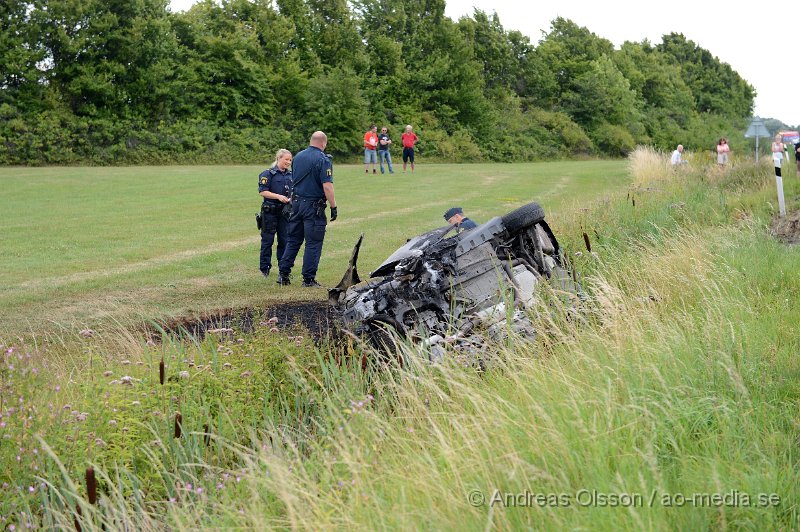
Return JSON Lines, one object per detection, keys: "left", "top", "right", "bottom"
{"left": 272, "top": 148, "right": 292, "bottom": 168}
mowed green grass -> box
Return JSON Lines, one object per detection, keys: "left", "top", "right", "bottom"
{"left": 0, "top": 161, "right": 628, "bottom": 335}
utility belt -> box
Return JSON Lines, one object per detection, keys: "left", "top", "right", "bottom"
{"left": 291, "top": 195, "right": 327, "bottom": 216}
{"left": 292, "top": 195, "right": 325, "bottom": 203}
{"left": 261, "top": 201, "right": 287, "bottom": 215}
{"left": 257, "top": 201, "right": 288, "bottom": 231}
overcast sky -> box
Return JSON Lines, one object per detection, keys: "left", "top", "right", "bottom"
{"left": 169, "top": 0, "right": 800, "bottom": 127}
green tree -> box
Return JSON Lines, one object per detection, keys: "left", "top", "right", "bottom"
{"left": 532, "top": 17, "right": 614, "bottom": 108}
{"left": 614, "top": 41, "right": 694, "bottom": 121}
{"left": 562, "top": 55, "right": 641, "bottom": 129}
{"left": 36, "top": 0, "right": 180, "bottom": 122}
{"left": 302, "top": 66, "right": 368, "bottom": 155}
{"left": 657, "top": 33, "right": 754, "bottom": 118}
{"left": 356, "top": 0, "right": 489, "bottom": 133}
{"left": 0, "top": 0, "right": 46, "bottom": 109}
{"left": 613, "top": 40, "right": 697, "bottom": 149}
{"left": 173, "top": 0, "right": 281, "bottom": 124}
{"left": 457, "top": 10, "right": 518, "bottom": 91}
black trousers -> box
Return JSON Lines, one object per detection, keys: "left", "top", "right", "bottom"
{"left": 279, "top": 198, "right": 327, "bottom": 280}
{"left": 260, "top": 211, "right": 288, "bottom": 273}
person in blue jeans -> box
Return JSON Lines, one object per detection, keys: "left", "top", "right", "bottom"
{"left": 377, "top": 126, "right": 394, "bottom": 174}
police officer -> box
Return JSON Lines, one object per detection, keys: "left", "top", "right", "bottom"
{"left": 258, "top": 149, "right": 293, "bottom": 277}
{"left": 444, "top": 207, "right": 477, "bottom": 230}
{"left": 277, "top": 131, "right": 337, "bottom": 287}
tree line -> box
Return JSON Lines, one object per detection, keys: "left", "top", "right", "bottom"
{"left": 1, "top": 0, "right": 757, "bottom": 165}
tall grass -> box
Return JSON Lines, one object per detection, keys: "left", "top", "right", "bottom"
{"left": 234, "top": 225, "right": 797, "bottom": 530}
{"left": 2, "top": 149, "right": 798, "bottom": 529}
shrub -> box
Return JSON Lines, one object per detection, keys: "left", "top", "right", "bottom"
{"left": 591, "top": 123, "right": 636, "bottom": 156}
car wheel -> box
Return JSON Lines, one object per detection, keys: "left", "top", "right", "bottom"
{"left": 501, "top": 202, "right": 545, "bottom": 232}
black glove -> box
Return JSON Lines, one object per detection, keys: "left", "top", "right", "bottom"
{"left": 330, "top": 206, "right": 338, "bottom": 221}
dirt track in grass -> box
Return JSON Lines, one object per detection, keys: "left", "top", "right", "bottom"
{"left": 153, "top": 300, "right": 339, "bottom": 342}
{"left": 771, "top": 210, "right": 800, "bottom": 244}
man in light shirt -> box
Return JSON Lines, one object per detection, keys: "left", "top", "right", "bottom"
{"left": 671, "top": 144, "right": 687, "bottom": 165}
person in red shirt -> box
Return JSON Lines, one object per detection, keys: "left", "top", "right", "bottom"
{"left": 363, "top": 125, "right": 378, "bottom": 174}
{"left": 401, "top": 124, "right": 419, "bottom": 173}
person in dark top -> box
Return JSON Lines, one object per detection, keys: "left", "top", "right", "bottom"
{"left": 795, "top": 140, "right": 800, "bottom": 173}
{"left": 258, "top": 149, "right": 293, "bottom": 277}
{"left": 377, "top": 126, "right": 394, "bottom": 174}
{"left": 444, "top": 207, "right": 477, "bottom": 231}
{"left": 277, "top": 131, "right": 337, "bottom": 287}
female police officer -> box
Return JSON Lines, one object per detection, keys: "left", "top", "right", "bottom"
{"left": 258, "top": 148, "right": 293, "bottom": 277}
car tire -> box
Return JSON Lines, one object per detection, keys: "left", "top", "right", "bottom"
{"left": 501, "top": 202, "right": 545, "bottom": 232}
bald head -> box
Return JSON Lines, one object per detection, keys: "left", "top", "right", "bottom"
{"left": 310, "top": 131, "right": 327, "bottom": 149}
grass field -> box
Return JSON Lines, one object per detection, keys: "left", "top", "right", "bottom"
{"left": 0, "top": 160, "right": 627, "bottom": 337}
{"left": 2, "top": 153, "right": 800, "bottom": 529}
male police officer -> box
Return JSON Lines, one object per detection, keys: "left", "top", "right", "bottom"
{"left": 258, "top": 149, "right": 293, "bottom": 277}
{"left": 444, "top": 207, "right": 477, "bottom": 230}
{"left": 277, "top": 131, "right": 337, "bottom": 287}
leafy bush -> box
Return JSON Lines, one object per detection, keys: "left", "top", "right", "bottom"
{"left": 529, "top": 107, "right": 595, "bottom": 156}
{"left": 591, "top": 123, "right": 636, "bottom": 156}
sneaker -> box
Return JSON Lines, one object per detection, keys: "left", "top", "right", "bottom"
{"left": 261, "top": 270, "right": 270, "bottom": 278}
{"left": 372, "top": 169, "right": 376, "bottom": 174}
{"left": 302, "top": 279, "right": 322, "bottom": 288}
{"left": 276, "top": 273, "right": 291, "bottom": 286}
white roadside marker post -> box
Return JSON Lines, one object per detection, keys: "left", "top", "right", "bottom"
{"left": 776, "top": 174, "right": 786, "bottom": 216}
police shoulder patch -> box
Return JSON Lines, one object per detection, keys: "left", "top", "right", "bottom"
{"left": 260, "top": 177, "right": 268, "bottom": 185}
{"left": 326, "top": 168, "right": 332, "bottom": 177}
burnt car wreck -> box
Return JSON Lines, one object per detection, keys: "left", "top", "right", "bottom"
{"left": 328, "top": 201, "right": 578, "bottom": 359}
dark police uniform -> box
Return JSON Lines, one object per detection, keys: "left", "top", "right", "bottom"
{"left": 278, "top": 145, "right": 333, "bottom": 282}
{"left": 460, "top": 218, "right": 477, "bottom": 230}
{"left": 258, "top": 165, "right": 293, "bottom": 275}
{"left": 443, "top": 207, "right": 477, "bottom": 232}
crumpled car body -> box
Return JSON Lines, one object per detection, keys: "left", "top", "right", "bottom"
{"left": 328, "top": 201, "right": 577, "bottom": 355}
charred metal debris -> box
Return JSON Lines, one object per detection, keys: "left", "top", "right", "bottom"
{"left": 328, "top": 201, "right": 581, "bottom": 360}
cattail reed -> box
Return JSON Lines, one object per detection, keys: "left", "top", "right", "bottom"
{"left": 85, "top": 467, "right": 97, "bottom": 505}
{"left": 203, "top": 423, "right": 211, "bottom": 447}
{"left": 74, "top": 505, "right": 83, "bottom": 532}
{"left": 174, "top": 412, "right": 182, "bottom": 438}
{"left": 159, "top": 358, "right": 165, "bottom": 385}
{"left": 582, "top": 232, "right": 592, "bottom": 252}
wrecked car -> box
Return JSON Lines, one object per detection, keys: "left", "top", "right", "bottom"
{"left": 328, "top": 201, "right": 578, "bottom": 357}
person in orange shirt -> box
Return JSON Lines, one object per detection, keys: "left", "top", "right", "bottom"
{"left": 363, "top": 125, "right": 378, "bottom": 174}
